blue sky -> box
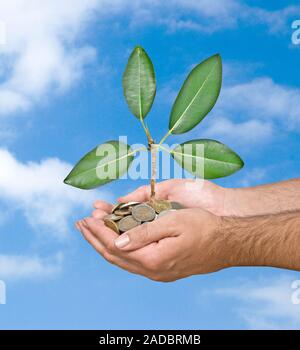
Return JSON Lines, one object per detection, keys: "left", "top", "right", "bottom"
{"left": 0, "top": 0, "right": 300, "bottom": 329}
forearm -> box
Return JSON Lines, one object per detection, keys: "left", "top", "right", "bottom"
{"left": 220, "top": 210, "right": 300, "bottom": 271}
{"left": 224, "top": 178, "right": 300, "bottom": 216}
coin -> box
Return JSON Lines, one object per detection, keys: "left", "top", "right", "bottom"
{"left": 157, "top": 209, "right": 177, "bottom": 219}
{"left": 112, "top": 202, "right": 124, "bottom": 213}
{"left": 119, "top": 201, "right": 140, "bottom": 209}
{"left": 104, "top": 218, "right": 120, "bottom": 234}
{"left": 151, "top": 199, "right": 172, "bottom": 213}
{"left": 170, "top": 201, "right": 184, "bottom": 210}
{"left": 132, "top": 203, "right": 156, "bottom": 222}
{"left": 114, "top": 209, "right": 131, "bottom": 216}
{"left": 118, "top": 215, "right": 140, "bottom": 232}
{"left": 104, "top": 214, "right": 122, "bottom": 221}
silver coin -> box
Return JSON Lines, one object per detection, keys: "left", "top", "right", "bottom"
{"left": 104, "top": 214, "right": 122, "bottom": 221}
{"left": 132, "top": 203, "right": 156, "bottom": 222}
{"left": 114, "top": 208, "right": 131, "bottom": 216}
{"left": 118, "top": 215, "right": 140, "bottom": 232}
{"left": 119, "top": 201, "right": 140, "bottom": 210}
{"left": 104, "top": 218, "right": 120, "bottom": 234}
{"left": 112, "top": 202, "right": 124, "bottom": 213}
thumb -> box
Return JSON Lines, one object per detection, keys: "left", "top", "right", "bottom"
{"left": 114, "top": 216, "right": 178, "bottom": 251}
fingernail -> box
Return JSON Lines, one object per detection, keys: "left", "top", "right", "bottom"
{"left": 115, "top": 234, "right": 130, "bottom": 249}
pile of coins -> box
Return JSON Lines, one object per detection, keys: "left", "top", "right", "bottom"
{"left": 104, "top": 200, "right": 184, "bottom": 234}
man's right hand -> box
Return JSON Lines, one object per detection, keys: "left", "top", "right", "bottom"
{"left": 116, "top": 179, "right": 228, "bottom": 216}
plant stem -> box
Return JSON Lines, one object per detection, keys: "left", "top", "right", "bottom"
{"left": 150, "top": 143, "right": 157, "bottom": 200}
{"left": 139, "top": 117, "right": 157, "bottom": 200}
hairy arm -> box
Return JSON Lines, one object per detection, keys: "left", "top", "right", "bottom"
{"left": 224, "top": 178, "right": 300, "bottom": 216}
{"left": 222, "top": 210, "right": 300, "bottom": 271}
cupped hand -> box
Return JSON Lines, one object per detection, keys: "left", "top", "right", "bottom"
{"left": 118, "top": 179, "right": 228, "bottom": 216}
{"left": 76, "top": 208, "right": 228, "bottom": 282}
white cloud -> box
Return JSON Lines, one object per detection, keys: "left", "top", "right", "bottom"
{"left": 125, "top": 0, "right": 300, "bottom": 34}
{"left": 219, "top": 78, "right": 300, "bottom": 130}
{"left": 0, "top": 253, "right": 63, "bottom": 280}
{"left": 0, "top": 148, "right": 111, "bottom": 238}
{"left": 211, "top": 275, "right": 300, "bottom": 329}
{"left": 0, "top": 0, "right": 99, "bottom": 115}
{"left": 238, "top": 167, "right": 268, "bottom": 187}
{"left": 205, "top": 117, "right": 274, "bottom": 146}
{"left": 0, "top": 0, "right": 297, "bottom": 117}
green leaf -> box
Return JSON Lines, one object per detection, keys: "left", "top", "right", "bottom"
{"left": 169, "top": 54, "right": 222, "bottom": 134}
{"left": 171, "top": 139, "right": 244, "bottom": 179}
{"left": 64, "top": 140, "right": 135, "bottom": 189}
{"left": 122, "top": 45, "right": 156, "bottom": 119}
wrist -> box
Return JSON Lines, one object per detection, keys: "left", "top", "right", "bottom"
{"left": 221, "top": 188, "right": 244, "bottom": 216}
{"left": 208, "top": 213, "right": 234, "bottom": 270}
{"left": 218, "top": 212, "right": 300, "bottom": 270}
{"left": 218, "top": 215, "right": 256, "bottom": 268}
{"left": 218, "top": 214, "right": 270, "bottom": 268}
{"left": 222, "top": 187, "right": 265, "bottom": 217}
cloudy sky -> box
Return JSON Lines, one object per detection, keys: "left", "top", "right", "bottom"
{"left": 0, "top": 0, "right": 300, "bottom": 329}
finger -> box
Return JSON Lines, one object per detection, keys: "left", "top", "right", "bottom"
{"left": 82, "top": 217, "right": 119, "bottom": 253}
{"left": 93, "top": 200, "right": 113, "bottom": 212}
{"left": 81, "top": 217, "right": 137, "bottom": 260}
{"left": 80, "top": 222, "right": 168, "bottom": 280}
{"left": 78, "top": 221, "right": 145, "bottom": 274}
{"left": 114, "top": 213, "right": 181, "bottom": 251}
{"left": 92, "top": 209, "right": 108, "bottom": 219}
{"left": 82, "top": 217, "right": 160, "bottom": 269}
{"left": 82, "top": 215, "right": 175, "bottom": 272}
{"left": 77, "top": 220, "right": 106, "bottom": 254}
{"left": 118, "top": 181, "right": 173, "bottom": 202}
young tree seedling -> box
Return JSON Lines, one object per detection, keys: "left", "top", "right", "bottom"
{"left": 64, "top": 46, "right": 244, "bottom": 232}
